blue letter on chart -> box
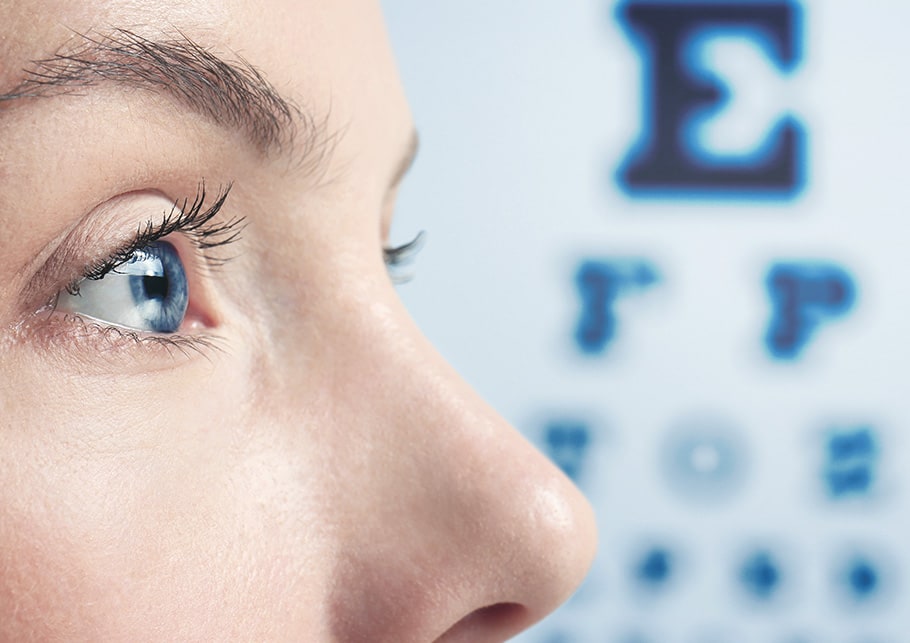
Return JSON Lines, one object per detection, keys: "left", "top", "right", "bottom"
{"left": 575, "top": 259, "right": 659, "bottom": 355}
{"left": 616, "top": 1, "right": 804, "bottom": 197}
{"left": 765, "top": 262, "right": 856, "bottom": 360}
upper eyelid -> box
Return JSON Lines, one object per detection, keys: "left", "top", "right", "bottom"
{"left": 78, "top": 182, "right": 239, "bottom": 284}
{"left": 18, "top": 184, "right": 239, "bottom": 314}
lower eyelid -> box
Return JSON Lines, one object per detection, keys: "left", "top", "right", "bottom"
{"left": 16, "top": 310, "right": 225, "bottom": 372}
{"left": 18, "top": 237, "right": 225, "bottom": 368}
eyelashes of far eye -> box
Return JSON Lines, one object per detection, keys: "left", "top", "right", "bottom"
{"left": 383, "top": 230, "right": 426, "bottom": 284}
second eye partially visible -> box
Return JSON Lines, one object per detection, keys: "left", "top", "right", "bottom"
{"left": 384, "top": 230, "right": 425, "bottom": 284}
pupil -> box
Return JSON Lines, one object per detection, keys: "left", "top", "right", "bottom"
{"left": 143, "top": 275, "right": 169, "bottom": 301}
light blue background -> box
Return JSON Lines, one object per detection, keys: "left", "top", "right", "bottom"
{"left": 382, "top": 2, "right": 909, "bottom": 641}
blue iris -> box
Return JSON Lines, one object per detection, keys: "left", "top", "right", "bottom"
{"left": 126, "top": 241, "right": 188, "bottom": 333}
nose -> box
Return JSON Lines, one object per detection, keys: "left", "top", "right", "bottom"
{"left": 317, "top": 292, "right": 598, "bottom": 642}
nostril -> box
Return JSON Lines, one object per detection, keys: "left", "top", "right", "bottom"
{"left": 434, "top": 603, "right": 528, "bottom": 643}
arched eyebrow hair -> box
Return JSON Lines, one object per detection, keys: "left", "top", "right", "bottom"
{"left": 0, "top": 29, "right": 329, "bottom": 164}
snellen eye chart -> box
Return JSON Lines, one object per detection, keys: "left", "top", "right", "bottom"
{"left": 383, "top": 1, "right": 909, "bottom": 641}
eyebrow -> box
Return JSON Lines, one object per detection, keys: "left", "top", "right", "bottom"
{"left": 0, "top": 29, "right": 321, "bottom": 161}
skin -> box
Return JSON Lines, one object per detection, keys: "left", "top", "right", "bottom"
{"left": 0, "top": 1, "right": 597, "bottom": 641}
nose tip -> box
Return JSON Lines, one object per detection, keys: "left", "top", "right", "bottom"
{"left": 327, "top": 443, "right": 596, "bottom": 643}
{"left": 325, "top": 405, "right": 597, "bottom": 642}
{"left": 488, "top": 451, "right": 598, "bottom": 620}
{"left": 431, "top": 449, "right": 598, "bottom": 642}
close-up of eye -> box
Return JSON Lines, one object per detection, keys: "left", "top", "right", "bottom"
{"left": 26, "top": 183, "right": 241, "bottom": 349}
{"left": 57, "top": 240, "right": 188, "bottom": 334}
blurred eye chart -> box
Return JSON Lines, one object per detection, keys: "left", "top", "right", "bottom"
{"left": 382, "top": 2, "right": 908, "bottom": 642}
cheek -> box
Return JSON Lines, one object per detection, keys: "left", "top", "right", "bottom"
{"left": 0, "top": 351, "right": 332, "bottom": 638}
{"left": 0, "top": 508, "right": 101, "bottom": 639}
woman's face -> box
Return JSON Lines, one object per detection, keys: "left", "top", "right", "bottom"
{"left": 0, "top": 1, "right": 596, "bottom": 640}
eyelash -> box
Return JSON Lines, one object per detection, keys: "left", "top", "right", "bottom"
{"left": 66, "top": 182, "right": 241, "bottom": 296}
{"left": 56, "top": 312, "right": 227, "bottom": 359}
{"left": 52, "top": 184, "right": 423, "bottom": 357}
{"left": 383, "top": 230, "right": 425, "bottom": 284}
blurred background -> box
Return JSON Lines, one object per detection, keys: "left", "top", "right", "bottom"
{"left": 381, "top": 1, "right": 908, "bottom": 641}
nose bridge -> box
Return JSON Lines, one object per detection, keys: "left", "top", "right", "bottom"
{"left": 317, "top": 292, "right": 597, "bottom": 641}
